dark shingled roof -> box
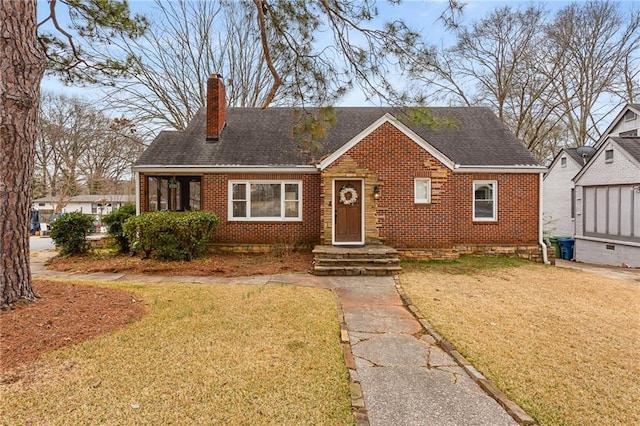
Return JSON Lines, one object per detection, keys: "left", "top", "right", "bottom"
{"left": 611, "top": 137, "right": 640, "bottom": 163}
{"left": 135, "top": 107, "right": 541, "bottom": 168}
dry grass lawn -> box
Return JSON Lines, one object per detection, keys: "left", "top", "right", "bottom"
{"left": 0, "top": 281, "right": 353, "bottom": 425}
{"left": 401, "top": 258, "right": 640, "bottom": 426}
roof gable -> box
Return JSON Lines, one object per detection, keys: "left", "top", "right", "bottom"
{"left": 547, "top": 147, "right": 585, "bottom": 173}
{"left": 594, "top": 104, "right": 640, "bottom": 149}
{"left": 318, "top": 113, "right": 455, "bottom": 171}
{"left": 574, "top": 136, "right": 640, "bottom": 184}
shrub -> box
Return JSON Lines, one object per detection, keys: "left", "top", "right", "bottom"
{"left": 49, "top": 212, "right": 95, "bottom": 256}
{"left": 102, "top": 204, "right": 136, "bottom": 253}
{"left": 123, "top": 211, "right": 219, "bottom": 261}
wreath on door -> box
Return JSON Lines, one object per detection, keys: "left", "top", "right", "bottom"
{"left": 339, "top": 186, "right": 358, "bottom": 205}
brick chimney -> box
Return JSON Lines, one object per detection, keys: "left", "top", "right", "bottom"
{"left": 206, "top": 73, "right": 226, "bottom": 142}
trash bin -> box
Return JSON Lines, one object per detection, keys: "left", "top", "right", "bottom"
{"left": 557, "top": 238, "right": 575, "bottom": 260}
{"left": 549, "top": 237, "right": 560, "bottom": 258}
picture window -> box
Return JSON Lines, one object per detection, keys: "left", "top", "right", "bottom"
{"left": 229, "top": 181, "right": 302, "bottom": 221}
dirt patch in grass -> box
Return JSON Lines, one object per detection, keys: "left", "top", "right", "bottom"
{"left": 401, "top": 259, "right": 640, "bottom": 426}
{"left": 47, "top": 251, "right": 314, "bottom": 276}
{"left": 0, "top": 280, "right": 144, "bottom": 373}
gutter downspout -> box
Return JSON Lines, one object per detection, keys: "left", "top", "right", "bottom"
{"left": 539, "top": 172, "right": 550, "bottom": 264}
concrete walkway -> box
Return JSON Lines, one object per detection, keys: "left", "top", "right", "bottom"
{"left": 328, "top": 276, "right": 518, "bottom": 426}
{"left": 555, "top": 259, "right": 640, "bottom": 283}
{"left": 31, "top": 251, "right": 520, "bottom": 425}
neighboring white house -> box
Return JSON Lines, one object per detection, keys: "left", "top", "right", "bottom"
{"left": 32, "top": 194, "right": 134, "bottom": 226}
{"left": 543, "top": 147, "right": 589, "bottom": 237}
{"left": 595, "top": 104, "right": 640, "bottom": 142}
{"left": 573, "top": 132, "right": 640, "bottom": 268}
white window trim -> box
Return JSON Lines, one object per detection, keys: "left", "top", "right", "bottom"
{"left": 414, "top": 178, "right": 432, "bottom": 204}
{"left": 228, "top": 180, "right": 303, "bottom": 221}
{"left": 473, "top": 180, "right": 498, "bottom": 222}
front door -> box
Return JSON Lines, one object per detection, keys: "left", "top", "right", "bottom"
{"left": 334, "top": 179, "right": 363, "bottom": 244}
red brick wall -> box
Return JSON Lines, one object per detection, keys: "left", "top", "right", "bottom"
{"left": 138, "top": 121, "right": 540, "bottom": 249}
{"left": 332, "top": 122, "right": 540, "bottom": 248}
{"left": 150, "top": 172, "right": 321, "bottom": 245}
{"left": 449, "top": 173, "right": 540, "bottom": 245}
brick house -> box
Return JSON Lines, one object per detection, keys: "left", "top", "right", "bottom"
{"left": 133, "top": 74, "right": 548, "bottom": 262}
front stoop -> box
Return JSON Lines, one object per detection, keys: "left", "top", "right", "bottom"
{"left": 312, "top": 245, "right": 401, "bottom": 276}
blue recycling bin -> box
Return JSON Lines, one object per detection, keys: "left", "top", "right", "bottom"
{"left": 557, "top": 238, "right": 575, "bottom": 260}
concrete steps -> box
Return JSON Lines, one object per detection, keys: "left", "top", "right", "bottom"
{"left": 311, "top": 245, "right": 401, "bottom": 276}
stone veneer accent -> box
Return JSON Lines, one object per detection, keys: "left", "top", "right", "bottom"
{"left": 320, "top": 155, "right": 380, "bottom": 245}
{"left": 398, "top": 244, "right": 548, "bottom": 263}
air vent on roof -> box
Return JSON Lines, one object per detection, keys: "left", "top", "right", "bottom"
{"left": 576, "top": 146, "right": 596, "bottom": 164}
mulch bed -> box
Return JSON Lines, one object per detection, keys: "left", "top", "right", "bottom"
{"left": 0, "top": 280, "right": 144, "bottom": 374}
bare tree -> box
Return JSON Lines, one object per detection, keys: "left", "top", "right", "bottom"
{"left": 544, "top": 0, "right": 640, "bottom": 146}
{"left": 408, "top": 1, "right": 640, "bottom": 160}
{"left": 81, "top": 116, "right": 144, "bottom": 195}
{"left": 101, "top": 0, "right": 281, "bottom": 130}
{"left": 409, "top": 6, "right": 567, "bottom": 161}
{"left": 35, "top": 93, "right": 145, "bottom": 211}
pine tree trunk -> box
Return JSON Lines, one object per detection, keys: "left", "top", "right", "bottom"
{"left": 0, "top": 0, "right": 46, "bottom": 307}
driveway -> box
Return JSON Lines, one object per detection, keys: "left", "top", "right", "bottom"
{"left": 29, "top": 236, "right": 55, "bottom": 251}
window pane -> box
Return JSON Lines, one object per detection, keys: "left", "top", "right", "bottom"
{"left": 160, "top": 178, "right": 168, "bottom": 211}
{"left": 474, "top": 184, "right": 493, "bottom": 200}
{"left": 148, "top": 177, "right": 158, "bottom": 211}
{"left": 285, "top": 201, "right": 299, "bottom": 217}
{"left": 251, "top": 183, "right": 281, "bottom": 217}
{"left": 233, "top": 201, "right": 246, "bottom": 218}
{"left": 232, "top": 183, "right": 246, "bottom": 200}
{"left": 416, "top": 179, "right": 430, "bottom": 201}
{"left": 190, "top": 179, "right": 201, "bottom": 211}
{"left": 475, "top": 201, "right": 494, "bottom": 218}
{"left": 285, "top": 184, "right": 299, "bottom": 200}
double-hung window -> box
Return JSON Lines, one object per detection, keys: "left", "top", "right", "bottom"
{"left": 229, "top": 181, "right": 302, "bottom": 221}
{"left": 473, "top": 180, "right": 497, "bottom": 221}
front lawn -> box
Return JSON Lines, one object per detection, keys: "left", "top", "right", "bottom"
{"left": 1, "top": 281, "right": 352, "bottom": 425}
{"left": 400, "top": 258, "right": 640, "bottom": 426}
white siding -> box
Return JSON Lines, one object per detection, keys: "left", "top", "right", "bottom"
{"left": 577, "top": 141, "right": 640, "bottom": 186}
{"left": 608, "top": 111, "right": 640, "bottom": 136}
{"left": 543, "top": 153, "right": 581, "bottom": 236}
{"left": 575, "top": 238, "right": 640, "bottom": 268}
{"left": 573, "top": 106, "right": 640, "bottom": 267}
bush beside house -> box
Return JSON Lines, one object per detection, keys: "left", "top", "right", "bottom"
{"left": 123, "top": 211, "right": 219, "bottom": 261}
